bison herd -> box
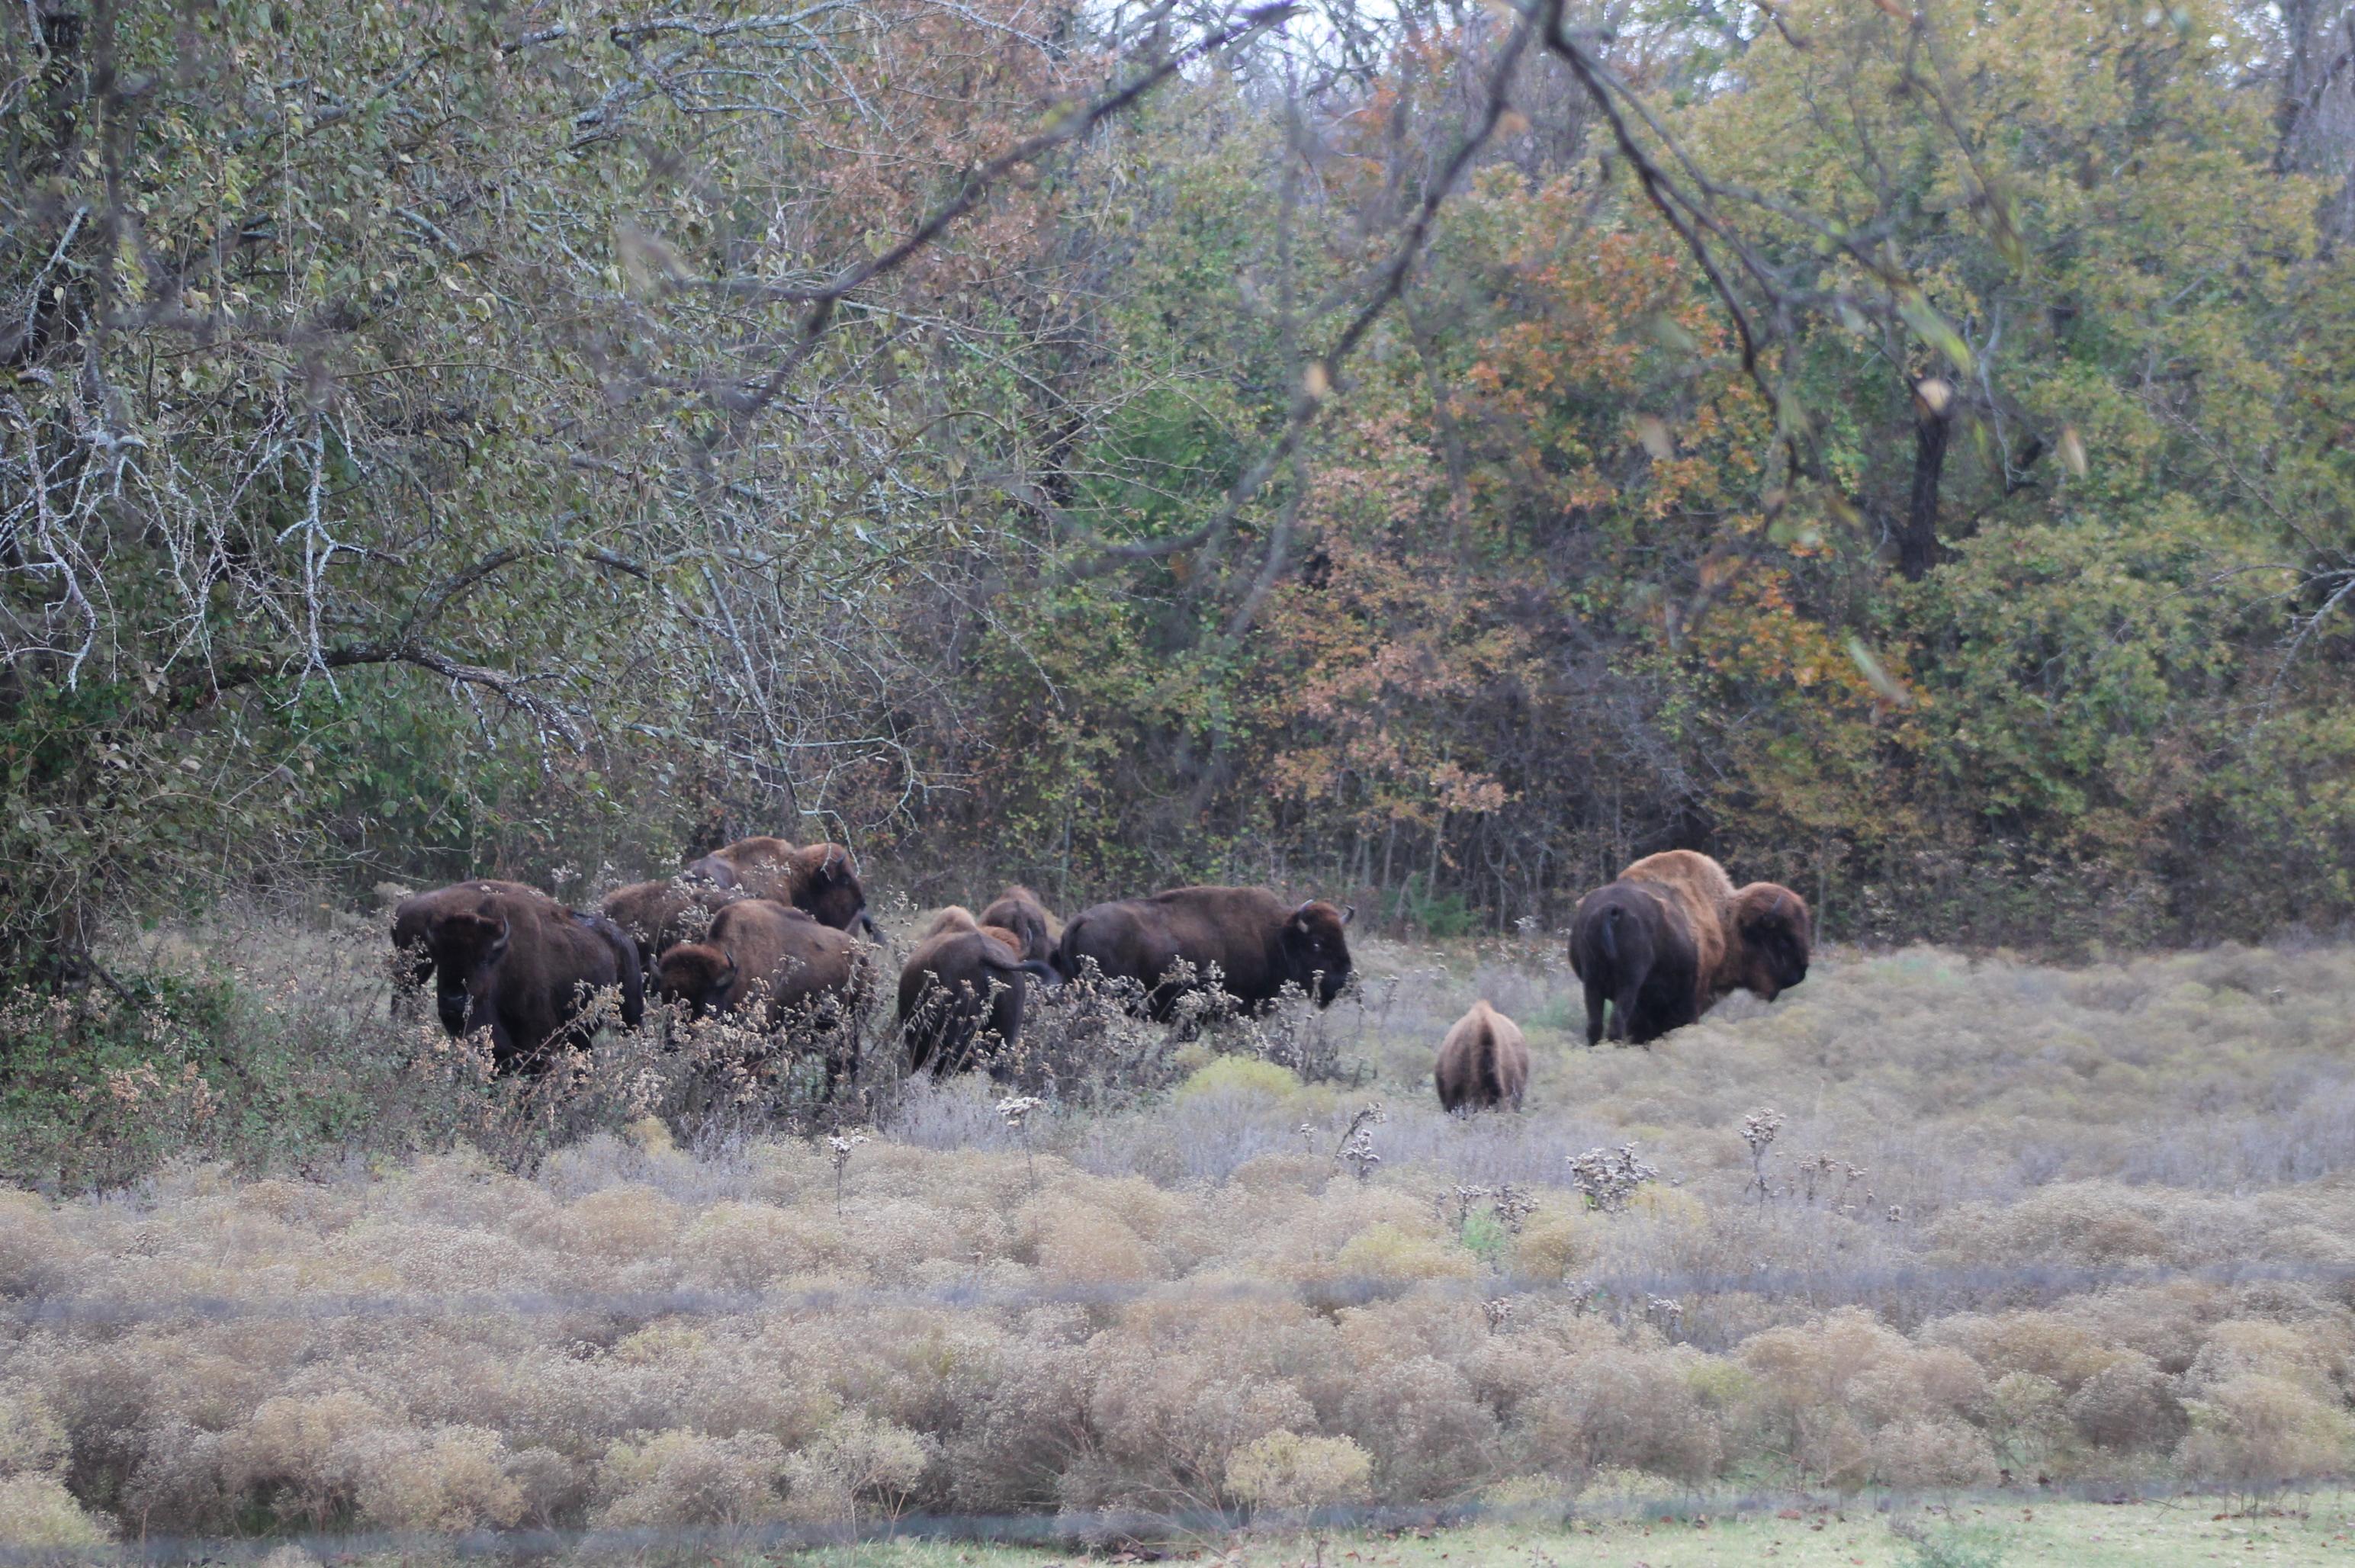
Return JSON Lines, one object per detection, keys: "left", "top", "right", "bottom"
{"left": 388, "top": 840, "right": 1809, "bottom": 1113}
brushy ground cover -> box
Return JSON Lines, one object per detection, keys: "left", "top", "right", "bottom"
{"left": 647, "top": 1497, "right": 2355, "bottom": 1566}
{"left": 7, "top": 909, "right": 2355, "bottom": 1557}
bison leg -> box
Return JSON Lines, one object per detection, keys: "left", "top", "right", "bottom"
{"left": 1582, "top": 974, "right": 1608, "bottom": 1048}
{"left": 1611, "top": 978, "right": 1644, "bottom": 1045}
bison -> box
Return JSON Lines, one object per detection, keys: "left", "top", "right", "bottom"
{"left": 896, "top": 908, "right": 1060, "bottom": 1076}
{"left": 683, "top": 835, "right": 795, "bottom": 890}
{"left": 654, "top": 897, "right": 873, "bottom": 1094}
{"left": 976, "top": 885, "right": 1059, "bottom": 965}
{"left": 600, "top": 875, "right": 744, "bottom": 969}
{"left": 405, "top": 885, "right": 644, "bottom": 1072}
{"left": 1569, "top": 850, "right": 1812, "bottom": 1046}
{"left": 1569, "top": 880, "right": 1700, "bottom": 1046}
{"left": 1434, "top": 999, "right": 1529, "bottom": 1113}
{"left": 686, "top": 837, "right": 878, "bottom": 938}
{"left": 389, "top": 879, "right": 546, "bottom": 1020}
{"left": 1055, "top": 885, "right": 1354, "bottom": 1020}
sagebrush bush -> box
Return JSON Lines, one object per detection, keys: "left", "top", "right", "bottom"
{"left": 593, "top": 1430, "right": 789, "bottom": 1528}
{"left": 8, "top": 930, "right": 2355, "bottom": 1547}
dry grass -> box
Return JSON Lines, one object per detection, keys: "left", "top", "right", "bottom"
{"left": 6, "top": 917, "right": 2355, "bottom": 1551}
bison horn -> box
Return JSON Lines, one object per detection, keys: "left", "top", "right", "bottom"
{"left": 1341, "top": 904, "right": 1356, "bottom": 926}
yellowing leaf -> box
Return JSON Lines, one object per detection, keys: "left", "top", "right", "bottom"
{"left": 1846, "top": 636, "right": 1913, "bottom": 708}
{"left": 2058, "top": 425, "right": 2088, "bottom": 477}
{"left": 1897, "top": 296, "right": 1972, "bottom": 375}
{"left": 1302, "top": 361, "right": 1331, "bottom": 400}
{"left": 1635, "top": 415, "right": 1674, "bottom": 461}
{"left": 1913, "top": 377, "right": 1952, "bottom": 417}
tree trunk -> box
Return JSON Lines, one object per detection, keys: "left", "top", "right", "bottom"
{"left": 1898, "top": 397, "right": 1953, "bottom": 582}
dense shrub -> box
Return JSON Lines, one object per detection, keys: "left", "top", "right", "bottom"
{"left": 5, "top": 930, "right": 2355, "bottom": 1547}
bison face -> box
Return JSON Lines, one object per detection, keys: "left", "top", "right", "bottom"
{"left": 1734, "top": 884, "right": 1812, "bottom": 1001}
{"left": 427, "top": 907, "right": 510, "bottom": 1036}
{"left": 657, "top": 944, "right": 737, "bottom": 1020}
{"left": 795, "top": 846, "right": 869, "bottom": 932}
{"left": 1282, "top": 900, "right": 1355, "bottom": 1007}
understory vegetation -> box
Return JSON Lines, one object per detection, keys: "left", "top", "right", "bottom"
{"left": 6, "top": 924, "right": 2355, "bottom": 1552}
{"left": 11, "top": 0, "right": 2355, "bottom": 964}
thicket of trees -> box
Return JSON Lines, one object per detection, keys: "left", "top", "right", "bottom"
{"left": 8, "top": 0, "right": 2355, "bottom": 962}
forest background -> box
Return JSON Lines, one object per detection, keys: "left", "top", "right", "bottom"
{"left": 10, "top": 0, "right": 2355, "bottom": 969}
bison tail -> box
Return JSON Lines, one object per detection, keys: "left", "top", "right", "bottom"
{"left": 614, "top": 937, "right": 645, "bottom": 1030}
{"left": 1473, "top": 1020, "right": 1504, "bottom": 1108}
{"left": 1020, "top": 959, "right": 1062, "bottom": 989}
{"left": 1600, "top": 904, "right": 1622, "bottom": 964}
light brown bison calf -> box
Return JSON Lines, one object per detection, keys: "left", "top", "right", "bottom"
{"left": 1434, "top": 1000, "right": 1529, "bottom": 1112}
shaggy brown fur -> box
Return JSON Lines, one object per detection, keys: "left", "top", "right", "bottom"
{"left": 684, "top": 836, "right": 795, "bottom": 889}
{"left": 655, "top": 897, "right": 872, "bottom": 1095}
{"left": 1433, "top": 1000, "right": 1529, "bottom": 1112}
{"left": 897, "top": 908, "right": 1059, "bottom": 1075}
{"left": 654, "top": 898, "right": 862, "bottom": 1023}
{"left": 687, "top": 838, "right": 875, "bottom": 937}
{"left": 976, "top": 886, "right": 1059, "bottom": 965}
{"left": 1620, "top": 850, "right": 1737, "bottom": 1001}
{"left": 599, "top": 877, "right": 746, "bottom": 969}
{"left": 389, "top": 879, "right": 547, "bottom": 1019}
{"left": 1727, "top": 881, "right": 1813, "bottom": 1001}
{"left": 406, "top": 885, "right": 644, "bottom": 1072}
{"left": 1611, "top": 850, "right": 1811, "bottom": 1020}
{"left": 1568, "top": 880, "right": 1701, "bottom": 1046}
{"left": 1056, "top": 885, "right": 1354, "bottom": 1019}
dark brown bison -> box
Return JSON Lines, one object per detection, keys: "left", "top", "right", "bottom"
{"left": 600, "top": 875, "right": 744, "bottom": 969}
{"left": 654, "top": 898, "right": 873, "bottom": 1094}
{"left": 405, "top": 886, "right": 644, "bottom": 1072}
{"left": 976, "top": 885, "right": 1059, "bottom": 965}
{"left": 686, "top": 837, "right": 878, "bottom": 938}
{"left": 389, "top": 879, "right": 550, "bottom": 1020}
{"left": 1569, "top": 850, "right": 1812, "bottom": 1046}
{"left": 1433, "top": 1000, "right": 1530, "bottom": 1112}
{"left": 896, "top": 908, "right": 1060, "bottom": 1076}
{"left": 1055, "top": 885, "right": 1354, "bottom": 1019}
{"left": 1569, "top": 879, "right": 1700, "bottom": 1046}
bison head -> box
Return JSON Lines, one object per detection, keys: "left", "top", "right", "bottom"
{"left": 1732, "top": 882, "right": 1811, "bottom": 1001}
{"left": 683, "top": 855, "right": 741, "bottom": 890}
{"left": 792, "top": 844, "right": 872, "bottom": 934}
{"left": 1281, "top": 899, "right": 1355, "bottom": 1007}
{"left": 657, "top": 943, "right": 738, "bottom": 1020}
{"left": 426, "top": 901, "right": 510, "bottom": 1036}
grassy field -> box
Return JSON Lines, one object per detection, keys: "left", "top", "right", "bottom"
{"left": 767, "top": 1499, "right": 2355, "bottom": 1566}
{"left": 6, "top": 918, "right": 2355, "bottom": 1557}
